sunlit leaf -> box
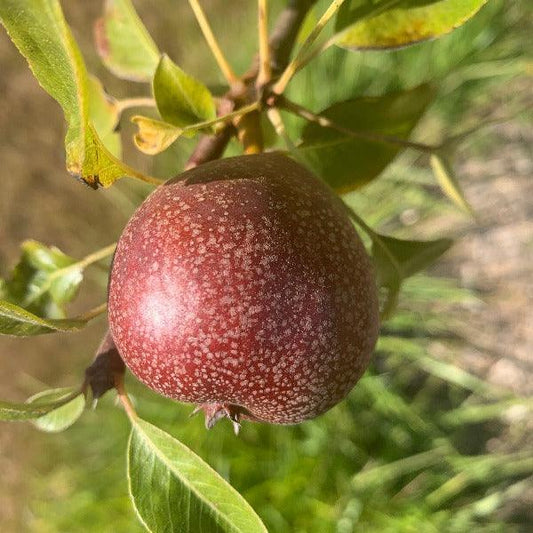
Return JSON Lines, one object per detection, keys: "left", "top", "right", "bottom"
{"left": 153, "top": 54, "right": 216, "bottom": 129}
{"left": 430, "top": 152, "right": 474, "bottom": 215}
{"left": 0, "top": 300, "right": 88, "bottom": 336}
{"left": 94, "top": 0, "right": 160, "bottom": 81}
{"left": 128, "top": 417, "right": 268, "bottom": 533}
{"left": 298, "top": 85, "right": 435, "bottom": 192}
{"left": 335, "top": 0, "right": 489, "bottom": 50}
{"left": 0, "top": 387, "right": 82, "bottom": 421}
{"left": 87, "top": 75, "right": 122, "bottom": 158}
{"left": 27, "top": 388, "right": 85, "bottom": 432}
{"left": 0, "top": 0, "right": 153, "bottom": 188}
{"left": 372, "top": 235, "right": 453, "bottom": 290}
{"left": 1, "top": 240, "right": 83, "bottom": 319}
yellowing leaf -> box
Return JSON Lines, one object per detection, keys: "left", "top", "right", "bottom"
{"left": 132, "top": 116, "right": 183, "bottom": 155}
{"left": 87, "top": 75, "right": 122, "bottom": 158}
{"left": 430, "top": 153, "right": 474, "bottom": 215}
{"left": 0, "top": 0, "right": 157, "bottom": 188}
{"left": 335, "top": 0, "right": 488, "bottom": 50}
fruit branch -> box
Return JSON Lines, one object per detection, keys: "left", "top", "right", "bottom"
{"left": 180, "top": 0, "right": 319, "bottom": 170}
{"left": 76, "top": 302, "right": 107, "bottom": 322}
{"left": 115, "top": 374, "right": 138, "bottom": 420}
{"left": 269, "top": 0, "right": 318, "bottom": 74}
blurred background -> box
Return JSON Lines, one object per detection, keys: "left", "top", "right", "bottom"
{"left": 0, "top": 1, "right": 531, "bottom": 531}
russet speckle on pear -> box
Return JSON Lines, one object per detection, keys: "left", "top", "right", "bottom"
{"left": 108, "top": 153, "right": 379, "bottom": 430}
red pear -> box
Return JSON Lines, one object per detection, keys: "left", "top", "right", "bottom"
{"left": 108, "top": 153, "right": 379, "bottom": 429}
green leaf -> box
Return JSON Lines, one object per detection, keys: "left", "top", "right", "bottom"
{"left": 334, "top": 0, "right": 489, "bottom": 50}
{"left": 95, "top": 0, "right": 160, "bottom": 82}
{"left": 0, "top": 388, "right": 82, "bottom": 421}
{"left": 27, "top": 388, "right": 85, "bottom": 432}
{"left": 1, "top": 240, "right": 83, "bottom": 319}
{"left": 128, "top": 417, "right": 268, "bottom": 533}
{"left": 87, "top": 75, "right": 122, "bottom": 158}
{"left": 0, "top": 0, "right": 152, "bottom": 188}
{"left": 0, "top": 300, "right": 88, "bottom": 336}
{"left": 368, "top": 232, "right": 452, "bottom": 318}
{"left": 430, "top": 152, "right": 474, "bottom": 215}
{"left": 298, "top": 85, "right": 435, "bottom": 192}
{"left": 372, "top": 235, "right": 453, "bottom": 290}
{"left": 153, "top": 54, "right": 216, "bottom": 129}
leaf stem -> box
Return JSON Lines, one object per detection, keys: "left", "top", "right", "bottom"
{"left": 75, "top": 302, "right": 107, "bottom": 322}
{"left": 188, "top": 102, "right": 260, "bottom": 133}
{"left": 187, "top": 0, "right": 239, "bottom": 85}
{"left": 116, "top": 97, "right": 156, "bottom": 113}
{"left": 279, "top": 96, "right": 438, "bottom": 153}
{"left": 125, "top": 166, "right": 164, "bottom": 186}
{"left": 272, "top": 0, "right": 347, "bottom": 95}
{"left": 48, "top": 243, "right": 116, "bottom": 285}
{"left": 115, "top": 374, "right": 138, "bottom": 421}
{"left": 257, "top": 0, "right": 272, "bottom": 87}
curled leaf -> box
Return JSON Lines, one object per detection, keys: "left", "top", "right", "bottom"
{"left": 430, "top": 152, "right": 474, "bottom": 216}
{"left": 1, "top": 387, "right": 82, "bottom": 422}
{"left": 132, "top": 116, "right": 183, "bottom": 155}
{"left": 87, "top": 75, "right": 122, "bottom": 157}
{"left": 27, "top": 388, "right": 85, "bottom": 432}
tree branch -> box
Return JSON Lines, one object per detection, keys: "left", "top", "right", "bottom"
{"left": 269, "top": 0, "right": 317, "bottom": 74}
{"left": 181, "top": 0, "right": 318, "bottom": 171}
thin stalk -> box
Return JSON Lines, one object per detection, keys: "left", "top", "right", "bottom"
{"left": 126, "top": 167, "right": 164, "bottom": 186}
{"left": 76, "top": 302, "right": 107, "bottom": 322}
{"left": 76, "top": 243, "right": 117, "bottom": 270}
{"left": 116, "top": 97, "right": 155, "bottom": 113}
{"left": 266, "top": 107, "right": 297, "bottom": 152}
{"left": 115, "top": 374, "right": 138, "bottom": 421}
{"left": 48, "top": 243, "right": 116, "bottom": 285}
{"left": 186, "top": 102, "right": 260, "bottom": 133}
{"left": 280, "top": 96, "right": 438, "bottom": 153}
{"left": 272, "top": 0, "right": 347, "bottom": 95}
{"left": 187, "top": 0, "right": 238, "bottom": 85}
{"left": 257, "top": 0, "right": 272, "bottom": 87}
